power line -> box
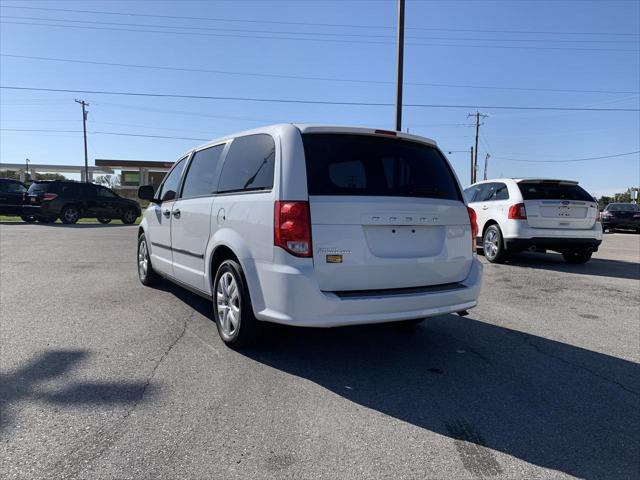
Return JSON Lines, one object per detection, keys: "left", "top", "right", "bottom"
{"left": 2, "top": 20, "right": 637, "bottom": 53}
{"left": 3, "top": 5, "right": 638, "bottom": 36}
{"left": 3, "top": 15, "right": 637, "bottom": 44}
{"left": 493, "top": 151, "right": 640, "bottom": 163}
{"left": 3, "top": 54, "right": 637, "bottom": 95}
{"left": 0, "top": 128, "right": 209, "bottom": 141}
{"left": 3, "top": 86, "right": 639, "bottom": 112}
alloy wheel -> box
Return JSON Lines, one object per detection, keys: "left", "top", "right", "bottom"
{"left": 216, "top": 272, "right": 240, "bottom": 336}
{"left": 484, "top": 229, "right": 499, "bottom": 260}
{"left": 138, "top": 238, "right": 148, "bottom": 280}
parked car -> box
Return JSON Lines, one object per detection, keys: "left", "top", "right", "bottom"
{"left": 0, "top": 178, "right": 34, "bottom": 221}
{"left": 137, "top": 124, "right": 482, "bottom": 347}
{"left": 23, "top": 180, "right": 141, "bottom": 224}
{"left": 601, "top": 203, "right": 640, "bottom": 232}
{"left": 464, "top": 178, "right": 602, "bottom": 264}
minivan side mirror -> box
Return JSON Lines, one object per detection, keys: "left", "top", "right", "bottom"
{"left": 138, "top": 185, "right": 155, "bottom": 202}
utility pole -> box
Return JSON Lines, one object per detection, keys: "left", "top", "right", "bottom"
{"left": 25, "top": 158, "right": 30, "bottom": 181}
{"left": 75, "top": 99, "right": 89, "bottom": 182}
{"left": 483, "top": 153, "right": 490, "bottom": 180}
{"left": 395, "top": 0, "right": 405, "bottom": 131}
{"left": 470, "top": 146, "right": 474, "bottom": 184}
{"left": 467, "top": 111, "right": 487, "bottom": 184}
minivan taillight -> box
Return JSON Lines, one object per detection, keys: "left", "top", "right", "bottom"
{"left": 274, "top": 201, "right": 312, "bottom": 257}
{"left": 42, "top": 193, "right": 58, "bottom": 201}
{"left": 508, "top": 203, "right": 527, "bottom": 220}
{"left": 595, "top": 208, "right": 601, "bottom": 222}
{"left": 467, "top": 207, "right": 478, "bottom": 251}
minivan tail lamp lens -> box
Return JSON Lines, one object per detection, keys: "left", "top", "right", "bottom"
{"left": 274, "top": 201, "right": 312, "bottom": 257}
{"left": 508, "top": 203, "right": 527, "bottom": 220}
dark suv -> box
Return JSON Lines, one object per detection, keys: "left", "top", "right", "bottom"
{"left": 0, "top": 178, "right": 29, "bottom": 218}
{"left": 24, "top": 181, "right": 141, "bottom": 224}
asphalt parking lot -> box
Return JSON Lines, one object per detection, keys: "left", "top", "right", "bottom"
{"left": 1, "top": 223, "right": 639, "bottom": 479}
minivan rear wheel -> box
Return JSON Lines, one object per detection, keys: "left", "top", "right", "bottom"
{"left": 213, "top": 259, "right": 259, "bottom": 348}
{"left": 483, "top": 225, "right": 507, "bottom": 263}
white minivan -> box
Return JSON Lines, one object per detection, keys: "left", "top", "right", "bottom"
{"left": 137, "top": 125, "right": 482, "bottom": 347}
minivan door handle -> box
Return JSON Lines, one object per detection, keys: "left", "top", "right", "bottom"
{"left": 172, "top": 209, "right": 181, "bottom": 218}
{"left": 162, "top": 208, "right": 171, "bottom": 218}
{"left": 482, "top": 204, "right": 489, "bottom": 210}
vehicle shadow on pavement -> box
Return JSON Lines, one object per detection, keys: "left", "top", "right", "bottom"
{"left": 243, "top": 315, "right": 640, "bottom": 480}
{"left": 0, "top": 350, "right": 154, "bottom": 431}
{"left": 499, "top": 252, "right": 640, "bottom": 280}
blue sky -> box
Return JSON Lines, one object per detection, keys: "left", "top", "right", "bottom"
{"left": 1, "top": 0, "right": 638, "bottom": 196}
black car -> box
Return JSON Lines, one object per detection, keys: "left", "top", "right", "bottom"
{"left": 0, "top": 178, "right": 34, "bottom": 221}
{"left": 23, "top": 181, "right": 141, "bottom": 224}
{"left": 601, "top": 203, "right": 640, "bottom": 232}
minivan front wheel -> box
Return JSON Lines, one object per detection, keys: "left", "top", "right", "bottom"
{"left": 214, "top": 259, "right": 258, "bottom": 348}
{"left": 137, "top": 234, "right": 159, "bottom": 286}
{"left": 483, "top": 225, "right": 507, "bottom": 263}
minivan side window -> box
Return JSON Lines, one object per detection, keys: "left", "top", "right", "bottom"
{"left": 158, "top": 157, "right": 188, "bottom": 202}
{"left": 217, "top": 134, "right": 275, "bottom": 193}
{"left": 181, "top": 144, "right": 225, "bottom": 198}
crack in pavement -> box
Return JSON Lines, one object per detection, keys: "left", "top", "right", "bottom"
{"left": 50, "top": 312, "right": 190, "bottom": 479}
{"left": 520, "top": 334, "right": 640, "bottom": 397}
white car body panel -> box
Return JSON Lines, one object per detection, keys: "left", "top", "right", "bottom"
{"left": 140, "top": 124, "right": 483, "bottom": 327}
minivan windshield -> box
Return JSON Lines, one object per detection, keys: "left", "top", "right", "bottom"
{"left": 302, "top": 133, "right": 461, "bottom": 201}
{"left": 517, "top": 181, "right": 594, "bottom": 201}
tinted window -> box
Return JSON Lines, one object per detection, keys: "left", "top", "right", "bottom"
{"left": 97, "top": 186, "right": 118, "bottom": 198}
{"left": 59, "top": 183, "right": 85, "bottom": 197}
{"left": 28, "top": 183, "right": 52, "bottom": 194}
{"left": 302, "top": 134, "right": 461, "bottom": 201}
{"left": 482, "top": 182, "right": 509, "bottom": 201}
{"left": 181, "top": 144, "right": 225, "bottom": 198}
{"left": 217, "top": 134, "right": 275, "bottom": 193}
{"left": 608, "top": 203, "right": 639, "bottom": 212}
{"left": 464, "top": 185, "right": 483, "bottom": 203}
{"left": 493, "top": 183, "right": 509, "bottom": 200}
{"left": 0, "top": 181, "right": 26, "bottom": 193}
{"left": 517, "top": 182, "right": 593, "bottom": 201}
{"left": 159, "top": 157, "right": 187, "bottom": 201}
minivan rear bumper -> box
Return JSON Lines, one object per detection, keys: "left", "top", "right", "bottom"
{"left": 253, "top": 258, "right": 482, "bottom": 327}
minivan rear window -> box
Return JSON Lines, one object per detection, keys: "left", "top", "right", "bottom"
{"left": 517, "top": 181, "right": 594, "bottom": 201}
{"left": 302, "top": 134, "right": 461, "bottom": 201}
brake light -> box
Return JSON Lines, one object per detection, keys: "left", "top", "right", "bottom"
{"left": 374, "top": 129, "right": 397, "bottom": 136}
{"left": 274, "top": 201, "right": 312, "bottom": 257}
{"left": 508, "top": 203, "right": 527, "bottom": 220}
{"left": 595, "top": 208, "right": 601, "bottom": 222}
{"left": 467, "top": 207, "right": 478, "bottom": 251}
{"left": 42, "top": 193, "right": 58, "bottom": 201}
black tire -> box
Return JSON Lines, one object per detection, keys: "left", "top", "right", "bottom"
{"left": 213, "top": 259, "right": 259, "bottom": 348}
{"left": 97, "top": 217, "right": 112, "bottom": 224}
{"left": 60, "top": 205, "right": 80, "bottom": 224}
{"left": 122, "top": 208, "right": 138, "bottom": 225}
{"left": 37, "top": 217, "right": 56, "bottom": 224}
{"left": 137, "top": 234, "right": 159, "bottom": 286}
{"left": 482, "top": 224, "right": 507, "bottom": 263}
{"left": 392, "top": 318, "right": 425, "bottom": 331}
{"left": 21, "top": 215, "right": 36, "bottom": 223}
{"left": 562, "top": 249, "right": 593, "bottom": 264}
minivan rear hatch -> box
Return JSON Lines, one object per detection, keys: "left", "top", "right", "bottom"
{"left": 302, "top": 131, "right": 473, "bottom": 292}
{"left": 517, "top": 180, "right": 597, "bottom": 230}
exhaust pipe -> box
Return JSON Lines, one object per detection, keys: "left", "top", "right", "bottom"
{"left": 457, "top": 310, "right": 469, "bottom": 317}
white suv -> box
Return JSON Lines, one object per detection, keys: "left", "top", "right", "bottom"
{"left": 137, "top": 125, "right": 482, "bottom": 347}
{"left": 464, "top": 178, "right": 602, "bottom": 264}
